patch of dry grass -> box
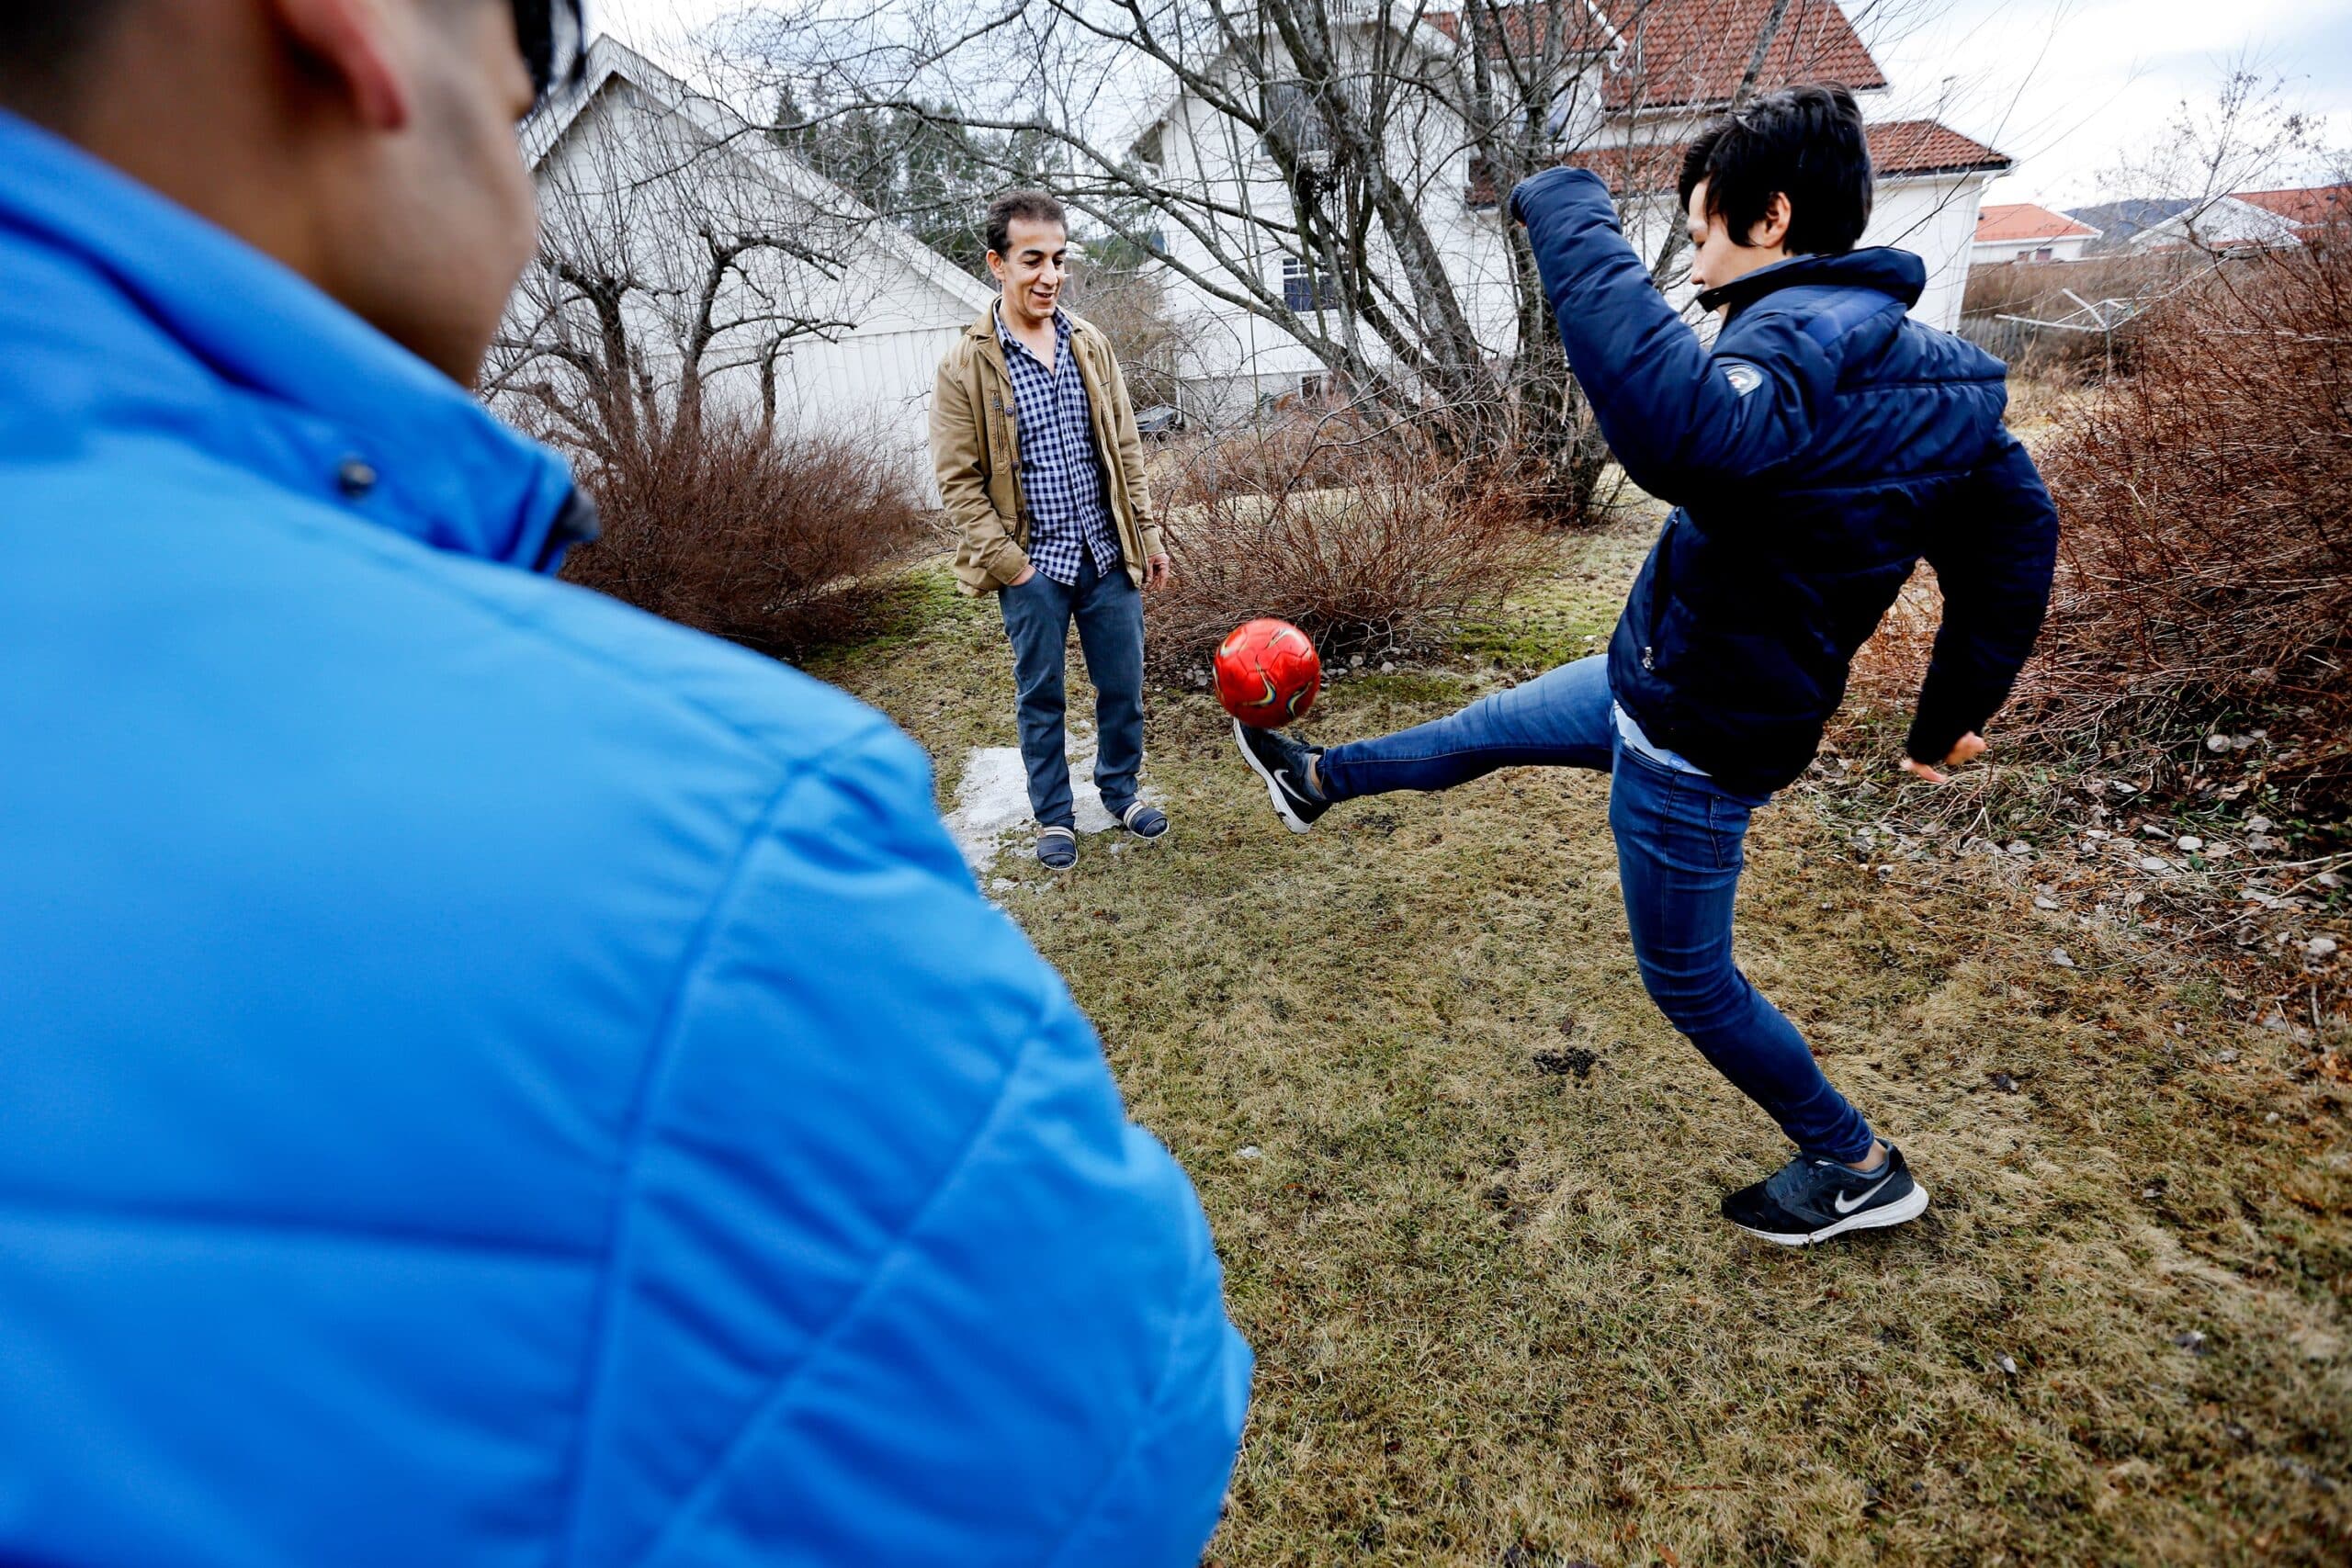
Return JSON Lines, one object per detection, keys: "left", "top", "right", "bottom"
{"left": 819, "top": 520, "right": 2350, "bottom": 1566}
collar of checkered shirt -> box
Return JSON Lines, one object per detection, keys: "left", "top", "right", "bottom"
{"left": 993, "top": 300, "right": 1070, "bottom": 362}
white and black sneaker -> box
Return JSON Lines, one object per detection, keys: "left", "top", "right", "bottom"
{"left": 1721, "top": 1144, "right": 1928, "bottom": 1246}
{"left": 1231, "top": 718, "right": 1329, "bottom": 834}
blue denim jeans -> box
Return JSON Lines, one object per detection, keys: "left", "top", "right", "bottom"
{"left": 998, "top": 551, "right": 1145, "bottom": 829}
{"left": 1318, "top": 655, "right": 1875, "bottom": 1163}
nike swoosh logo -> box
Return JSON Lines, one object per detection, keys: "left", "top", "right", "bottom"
{"left": 1834, "top": 1173, "right": 1894, "bottom": 1214}
{"left": 1273, "top": 768, "right": 1296, "bottom": 798}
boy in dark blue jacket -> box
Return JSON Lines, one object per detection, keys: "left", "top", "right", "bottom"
{"left": 1236, "top": 85, "right": 2057, "bottom": 1245}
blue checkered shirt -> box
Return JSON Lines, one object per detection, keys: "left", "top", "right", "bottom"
{"left": 997, "top": 306, "right": 1122, "bottom": 586}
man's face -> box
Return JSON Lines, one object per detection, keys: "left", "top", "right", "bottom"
{"left": 987, "top": 216, "right": 1069, "bottom": 327}
{"left": 1685, "top": 178, "right": 1790, "bottom": 299}
{"left": 328, "top": 1, "right": 540, "bottom": 384}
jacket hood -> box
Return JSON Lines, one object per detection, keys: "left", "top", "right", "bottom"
{"left": 0, "top": 107, "right": 587, "bottom": 573}
{"left": 1697, "top": 246, "right": 1927, "bottom": 316}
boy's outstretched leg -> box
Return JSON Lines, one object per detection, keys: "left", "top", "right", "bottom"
{"left": 1607, "top": 750, "right": 1929, "bottom": 1244}
{"left": 1232, "top": 654, "right": 1618, "bottom": 831}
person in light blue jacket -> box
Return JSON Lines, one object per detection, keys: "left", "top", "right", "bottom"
{"left": 0, "top": 5, "right": 1249, "bottom": 1564}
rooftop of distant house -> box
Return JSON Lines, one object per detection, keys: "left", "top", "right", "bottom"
{"left": 2231, "top": 184, "right": 2352, "bottom": 231}
{"left": 1974, "top": 203, "right": 2099, "bottom": 244}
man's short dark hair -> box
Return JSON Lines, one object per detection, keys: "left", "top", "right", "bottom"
{"left": 509, "top": 0, "right": 587, "bottom": 106}
{"left": 1678, "top": 84, "right": 1872, "bottom": 255}
{"left": 985, "top": 190, "right": 1069, "bottom": 258}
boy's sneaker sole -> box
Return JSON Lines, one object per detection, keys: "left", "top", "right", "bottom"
{"left": 1730, "top": 1181, "right": 1930, "bottom": 1247}
{"left": 1232, "top": 718, "right": 1319, "bottom": 834}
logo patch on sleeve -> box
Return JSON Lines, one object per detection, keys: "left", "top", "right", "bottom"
{"left": 1721, "top": 359, "right": 1766, "bottom": 397}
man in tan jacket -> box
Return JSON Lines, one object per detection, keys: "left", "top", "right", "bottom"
{"left": 932, "top": 189, "right": 1171, "bottom": 869}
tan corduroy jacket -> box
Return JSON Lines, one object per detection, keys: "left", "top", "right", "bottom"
{"left": 931, "top": 302, "right": 1164, "bottom": 596}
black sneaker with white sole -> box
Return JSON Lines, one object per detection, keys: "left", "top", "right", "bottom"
{"left": 1721, "top": 1144, "right": 1928, "bottom": 1246}
{"left": 1231, "top": 718, "right": 1329, "bottom": 833}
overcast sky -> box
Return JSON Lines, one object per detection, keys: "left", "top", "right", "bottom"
{"left": 588, "top": 0, "right": 2350, "bottom": 210}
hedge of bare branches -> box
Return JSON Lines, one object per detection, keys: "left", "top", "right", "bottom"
{"left": 560, "top": 418, "right": 928, "bottom": 657}
{"left": 1860, "top": 220, "right": 2352, "bottom": 819}
{"left": 1144, "top": 412, "right": 1551, "bottom": 675}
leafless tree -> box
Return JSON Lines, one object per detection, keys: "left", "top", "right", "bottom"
{"left": 729, "top": 0, "right": 1941, "bottom": 519}
{"left": 486, "top": 54, "right": 880, "bottom": 465}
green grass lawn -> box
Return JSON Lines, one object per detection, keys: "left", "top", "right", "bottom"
{"left": 808, "top": 524, "right": 2350, "bottom": 1567}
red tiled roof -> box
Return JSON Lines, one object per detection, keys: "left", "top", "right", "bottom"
{"left": 1464, "top": 117, "right": 2007, "bottom": 204}
{"left": 1428, "top": 2, "right": 1885, "bottom": 111}
{"left": 1864, "top": 120, "right": 2009, "bottom": 179}
{"left": 1423, "top": 5, "right": 1612, "bottom": 56}
{"left": 1599, "top": 0, "right": 1884, "bottom": 111}
{"left": 1974, "top": 202, "right": 2098, "bottom": 243}
{"left": 2231, "top": 184, "right": 2352, "bottom": 231}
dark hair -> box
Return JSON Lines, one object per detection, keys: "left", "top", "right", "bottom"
{"left": 985, "top": 190, "right": 1069, "bottom": 258}
{"left": 1678, "top": 84, "right": 1872, "bottom": 255}
{"left": 508, "top": 0, "right": 587, "bottom": 108}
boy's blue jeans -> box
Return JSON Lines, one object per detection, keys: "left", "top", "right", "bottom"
{"left": 998, "top": 551, "right": 1145, "bottom": 829}
{"left": 1318, "top": 655, "right": 1875, "bottom": 1164}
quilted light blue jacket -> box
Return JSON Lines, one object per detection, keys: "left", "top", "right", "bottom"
{"left": 0, "top": 107, "right": 1249, "bottom": 1567}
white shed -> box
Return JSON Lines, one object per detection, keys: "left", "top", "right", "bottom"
{"left": 502, "top": 38, "right": 994, "bottom": 492}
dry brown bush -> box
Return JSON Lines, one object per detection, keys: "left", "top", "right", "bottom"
{"left": 1145, "top": 411, "right": 1550, "bottom": 674}
{"left": 1860, "top": 217, "right": 2352, "bottom": 821}
{"left": 560, "top": 417, "right": 927, "bottom": 656}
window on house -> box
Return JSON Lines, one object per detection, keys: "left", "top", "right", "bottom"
{"left": 2034, "top": 246, "right": 2054, "bottom": 261}
{"left": 1282, "top": 254, "right": 1340, "bottom": 312}
{"left": 1261, "top": 80, "right": 1330, "bottom": 162}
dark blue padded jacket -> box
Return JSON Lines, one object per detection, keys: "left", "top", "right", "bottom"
{"left": 1510, "top": 167, "right": 2059, "bottom": 795}
{"left": 0, "top": 107, "right": 1248, "bottom": 1567}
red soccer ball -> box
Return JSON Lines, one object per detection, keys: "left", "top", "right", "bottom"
{"left": 1215, "top": 617, "right": 1322, "bottom": 728}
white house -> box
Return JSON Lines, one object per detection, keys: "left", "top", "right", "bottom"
{"left": 2120, "top": 194, "right": 2305, "bottom": 257}
{"left": 500, "top": 38, "right": 994, "bottom": 489}
{"left": 1971, "top": 202, "right": 2100, "bottom": 266}
{"left": 1123, "top": 0, "right": 2009, "bottom": 419}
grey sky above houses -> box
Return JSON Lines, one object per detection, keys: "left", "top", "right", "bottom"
{"left": 589, "top": 0, "right": 2349, "bottom": 209}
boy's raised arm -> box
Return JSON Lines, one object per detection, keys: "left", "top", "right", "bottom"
{"left": 1508, "top": 166, "right": 1837, "bottom": 500}
{"left": 1907, "top": 429, "right": 2060, "bottom": 767}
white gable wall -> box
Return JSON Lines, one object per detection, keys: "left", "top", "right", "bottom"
{"left": 508, "top": 45, "right": 993, "bottom": 496}
{"left": 1865, "top": 173, "right": 1995, "bottom": 332}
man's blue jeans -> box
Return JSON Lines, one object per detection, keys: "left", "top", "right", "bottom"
{"left": 1318, "top": 655, "right": 1875, "bottom": 1163}
{"left": 998, "top": 552, "right": 1146, "bottom": 829}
